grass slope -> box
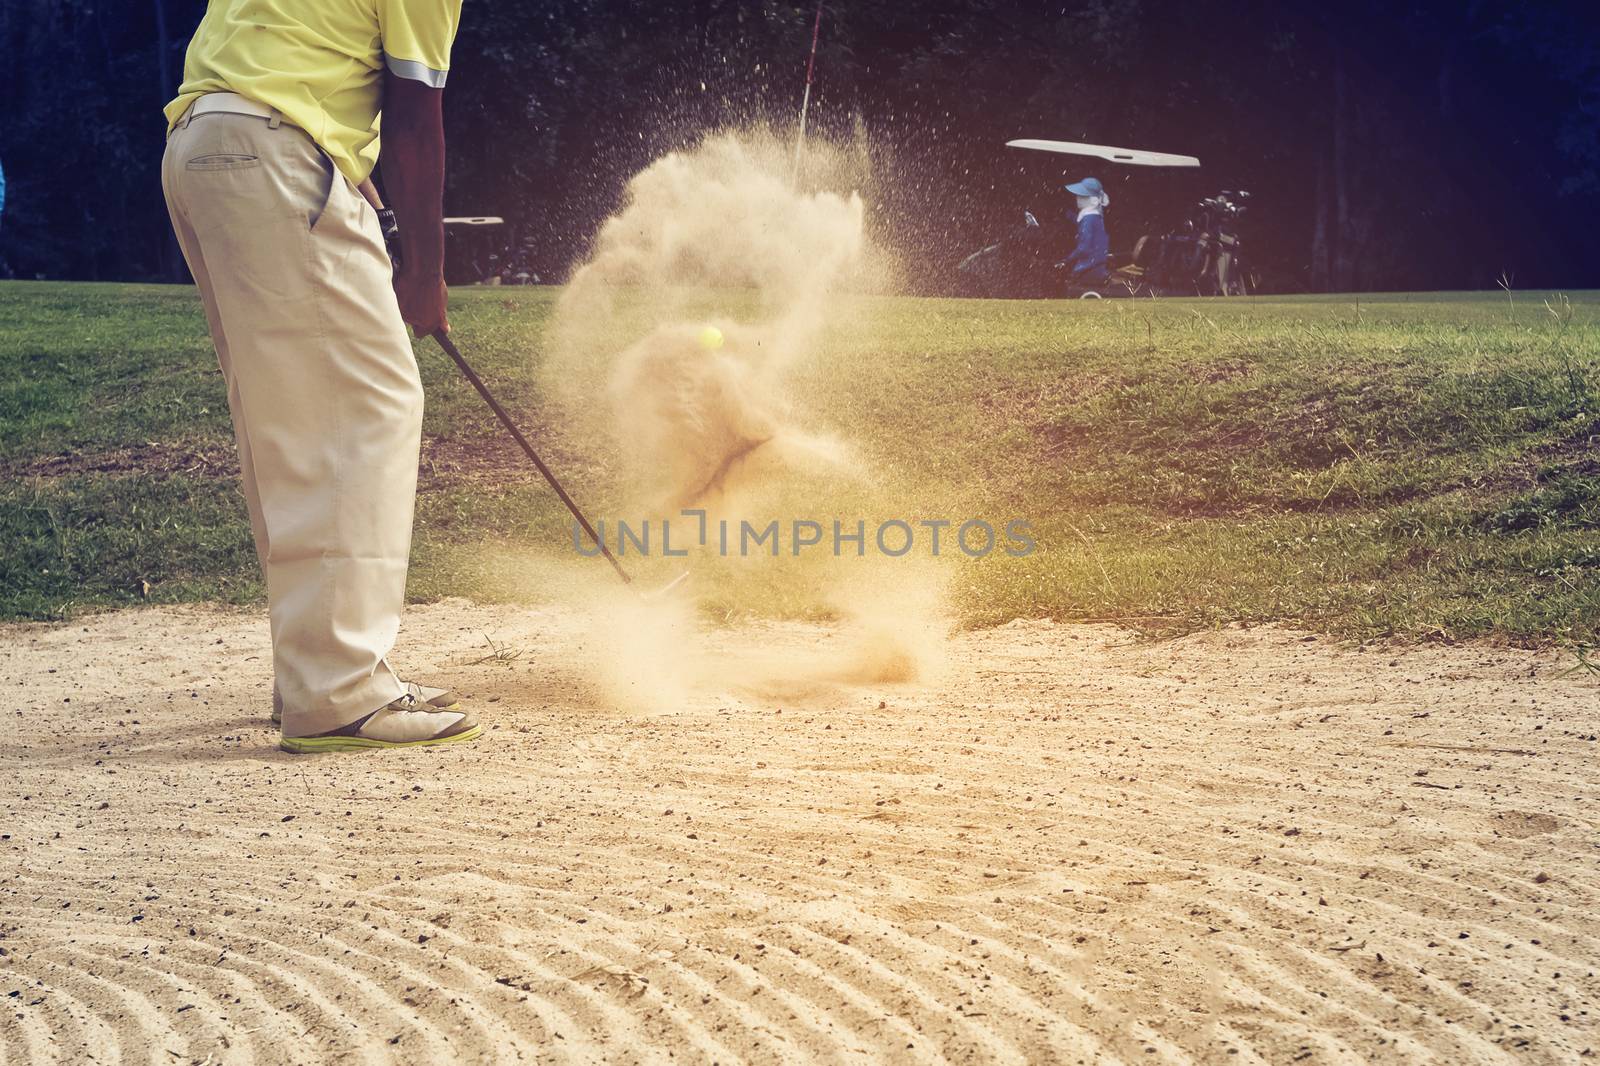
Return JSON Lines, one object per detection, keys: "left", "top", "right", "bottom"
{"left": 3, "top": 281, "right": 1599, "bottom": 643}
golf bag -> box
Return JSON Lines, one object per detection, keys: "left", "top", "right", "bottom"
{"left": 1123, "top": 190, "right": 1252, "bottom": 296}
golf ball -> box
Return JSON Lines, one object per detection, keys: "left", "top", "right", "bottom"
{"left": 698, "top": 325, "right": 725, "bottom": 351}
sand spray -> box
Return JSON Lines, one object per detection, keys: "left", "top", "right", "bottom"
{"left": 546, "top": 131, "right": 949, "bottom": 707}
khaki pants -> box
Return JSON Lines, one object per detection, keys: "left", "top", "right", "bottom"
{"left": 162, "top": 106, "right": 421, "bottom": 735}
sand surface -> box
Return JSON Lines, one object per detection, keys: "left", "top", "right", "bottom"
{"left": 1, "top": 599, "right": 1595, "bottom": 1064}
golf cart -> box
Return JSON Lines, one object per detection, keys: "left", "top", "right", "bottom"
{"left": 443, "top": 216, "right": 504, "bottom": 284}
{"left": 443, "top": 217, "right": 544, "bottom": 286}
{"left": 955, "top": 140, "right": 1254, "bottom": 298}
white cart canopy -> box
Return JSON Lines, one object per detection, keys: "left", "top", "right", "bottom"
{"left": 1006, "top": 140, "right": 1200, "bottom": 168}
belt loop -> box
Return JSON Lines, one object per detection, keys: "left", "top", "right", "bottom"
{"left": 180, "top": 106, "right": 194, "bottom": 129}
{"left": 267, "top": 110, "right": 283, "bottom": 130}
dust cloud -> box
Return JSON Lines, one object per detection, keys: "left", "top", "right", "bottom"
{"left": 548, "top": 132, "right": 871, "bottom": 507}
{"left": 546, "top": 131, "right": 949, "bottom": 706}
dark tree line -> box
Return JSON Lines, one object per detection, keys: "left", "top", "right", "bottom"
{"left": 1, "top": 0, "right": 1597, "bottom": 291}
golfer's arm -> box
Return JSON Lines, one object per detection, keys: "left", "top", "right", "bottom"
{"left": 380, "top": 69, "right": 446, "bottom": 279}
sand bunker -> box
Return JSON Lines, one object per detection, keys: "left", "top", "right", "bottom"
{"left": 4, "top": 601, "right": 1595, "bottom": 1064}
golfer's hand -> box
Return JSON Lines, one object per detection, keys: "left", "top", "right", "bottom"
{"left": 394, "top": 266, "right": 449, "bottom": 337}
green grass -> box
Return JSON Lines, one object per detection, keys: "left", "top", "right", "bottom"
{"left": 3, "top": 280, "right": 1599, "bottom": 643}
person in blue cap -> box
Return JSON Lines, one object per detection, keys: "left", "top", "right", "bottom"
{"left": 1058, "top": 176, "right": 1110, "bottom": 289}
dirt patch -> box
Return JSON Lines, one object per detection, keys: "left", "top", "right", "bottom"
{"left": 416, "top": 432, "right": 593, "bottom": 493}
{"left": 2, "top": 601, "right": 1594, "bottom": 1063}
{"left": 3, "top": 441, "right": 238, "bottom": 480}
{"left": 5, "top": 434, "right": 577, "bottom": 495}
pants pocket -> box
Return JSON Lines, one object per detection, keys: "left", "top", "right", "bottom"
{"left": 307, "top": 149, "right": 338, "bottom": 233}
{"left": 186, "top": 153, "right": 261, "bottom": 171}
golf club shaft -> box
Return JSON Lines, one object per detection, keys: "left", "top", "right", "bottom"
{"left": 431, "top": 330, "right": 632, "bottom": 586}
{"left": 791, "top": 1, "right": 823, "bottom": 181}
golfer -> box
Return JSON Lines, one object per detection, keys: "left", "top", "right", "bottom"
{"left": 1059, "top": 176, "right": 1111, "bottom": 289}
{"left": 161, "top": 1, "right": 478, "bottom": 753}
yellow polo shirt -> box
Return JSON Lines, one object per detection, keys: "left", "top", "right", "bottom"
{"left": 164, "top": 0, "right": 462, "bottom": 186}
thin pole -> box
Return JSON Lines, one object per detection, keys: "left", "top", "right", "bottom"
{"left": 431, "top": 331, "right": 632, "bottom": 586}
{"left": 791, "top": 1, "right": 824, "bottom": 182}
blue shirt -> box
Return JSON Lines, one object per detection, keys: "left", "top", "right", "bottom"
{"left": 1065, "top": 211, "right": 1108, "bottom": 278}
